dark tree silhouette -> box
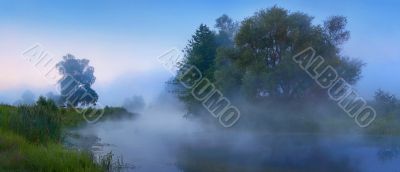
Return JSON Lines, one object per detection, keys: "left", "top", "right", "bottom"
{"left": 56, "top": 54, "right": 98, "bottom": 107}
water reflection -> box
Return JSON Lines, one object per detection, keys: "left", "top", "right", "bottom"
{"left": 175, "top": 134, "right": 360, "bottom": 172}
{"left": 67, "top": 106, "right": 400, "bottom": 172}
{"left": 374, "top": 137, "right": 400, "bottom": 162}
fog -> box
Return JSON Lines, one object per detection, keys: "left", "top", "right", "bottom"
{"left": 63, "top": 91, "right": 400, "bottom": 172}
{"left": 1, "top": 1, "right": 400, "bottom": 172}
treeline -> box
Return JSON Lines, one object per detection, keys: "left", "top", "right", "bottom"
{"left": 171, "top": 6, "right": 398, "bottom": 133}
{"left": 172, "top": 7, "right": 362, "bottom": 115}
{"left": 367, "top": 90, "right": 400, "bottom": 135}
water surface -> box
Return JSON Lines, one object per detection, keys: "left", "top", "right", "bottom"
{"left": 69, "top": 108, "right": 400, "bottom": 172}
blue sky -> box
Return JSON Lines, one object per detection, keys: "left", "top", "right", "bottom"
{"left": 0, "top": 0, "right": 399, "bottom": 104}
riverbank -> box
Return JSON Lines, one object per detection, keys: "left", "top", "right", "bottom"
{"left": 0, "top": 129, "right": 101, "bottom": 171}
{"left": 0, "top": 97, "right": 135, "bottom": 171}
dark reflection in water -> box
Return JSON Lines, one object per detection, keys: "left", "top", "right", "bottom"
{"left": 374, "top": 137, "right": 400, "bottom": 162}
{"left": 175, "top": 133, "right": 361, "bottom": 172}
{"left": 69, "top": 111, "right": 400, "bottom": 172}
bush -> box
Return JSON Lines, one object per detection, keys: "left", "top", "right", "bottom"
{"left": 102, "top": 106, "right": 135, "bottom": 120}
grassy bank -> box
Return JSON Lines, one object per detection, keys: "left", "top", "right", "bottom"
{"left": 0, "top": 97, "right": 134, "bottom": 171}
{"left": 0, "top": 129, "right": 101, "bottom": 171}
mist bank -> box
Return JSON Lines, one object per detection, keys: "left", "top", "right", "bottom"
{"left": 70, "top": 91, "right": 400, "bottom": 172}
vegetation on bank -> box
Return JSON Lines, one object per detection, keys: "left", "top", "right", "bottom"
{"left": 0, "top": 97, "right": 134, "bottom": 171}
{"left": 170, "top": 6, "right": 399, "bottom": 135}
{"left": 58, "top": 105, "right": 135, "bottom": 127}
{"left": 365, "top": 90, "right": 400, "bottom": 136}
{"left": 172, "top": 6, "right": 362, "bottom": 114}
{"left": 0, "top": 129, "right": 101, "bottom": 171}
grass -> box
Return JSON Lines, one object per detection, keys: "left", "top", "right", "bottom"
{"left": 0, "top": 97, "right": 134, "bottom": 171}
{"left": 0, "top": 129, "right": 102, "bottom": 172}
{"left": 0, "top": 99, "right": 135, "bottom": 135}
{"left": 59, "top": 106, "right": 135, "bottom": 127}
{"left": 10, "top": 104, "right": 62, "bottom": 144}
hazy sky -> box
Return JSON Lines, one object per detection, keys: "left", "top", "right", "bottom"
{"left": 0, "top": 0, "right": 399, "bottom": 105}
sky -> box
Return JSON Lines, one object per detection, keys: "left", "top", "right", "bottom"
{"left": 0, "top": 0, "right": 399, "bottom": 105}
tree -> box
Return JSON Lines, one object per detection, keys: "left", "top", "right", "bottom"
{"left": 324, "top": 16, "right": 350, "bottom": 45}
{"left": 214, "top": 7, "right": 363, "bottom": 101}
{"left": 173, "top": 7, "right": 363, "bottom": 119}
{"left": 14, "top": 90, "right": 36, "bottom": 105}
{"left": 45, "top": 92, "right": 64, "bottom": 106}
{"left": 36, "top": 96, "right": 59, "bottom": 112}
{"left": 169, "top": 24, "right": 218, "bottom": 116}
{"left": 56, "top": 54, "right": 98, "bottom": 107}
{"left": 123, "top": 95, "right": 145, "bottom": 113}
{"left": 170, "top": 16, "right": 241, "bottom": 117}
{"left": 215, "top": 14, "right": 238, "bottom": 47}
{"left": 373, "top": 89, "right": 398, "bottom": 115}
{"left": 183, "top": 24, "right": 218, "bottom": 80}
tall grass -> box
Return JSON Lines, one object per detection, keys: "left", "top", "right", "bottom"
{"left": 8, "top": 97, "right": 62, "bottom": 144}
{"left": 0, "top": 129, "right": 102, "bottom": 171}
{"left": 0, "top": 97, "right": 134, "bottom": 171}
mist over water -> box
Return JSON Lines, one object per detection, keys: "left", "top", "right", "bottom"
{"left": 1, "top": 2, "right": 400, "bottom": 172}
{"left": 72, "top": 93, "right": 202, "bottom": 171}
{"left": 69, "top": 92, "right": 400, "bottom": 172}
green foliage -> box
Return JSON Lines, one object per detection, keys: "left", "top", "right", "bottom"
{"left": 172, "top": 6, "right": 364, "bottom": 121}
{"left": 58, "top": 106, "right": 134, "bottom": 127}
{"left": 58, "top": 107, "right": 88, "bottom": 127}
{"left": 0, "top": 95, "right": 135, "bottom": 145}
{"left": 9, "top": 97, "right": 62, "bottom": 144}
{"left": 216, "top": 6, "right": 363, "bottom": 100}
{"left": 365, "top": 90, "right": 400, "bottom": 135}
{"left": 0, "top": 129, "right": 102, "bottom": 172}
{"left": 0, "top": 100, "right": 133, "bottom": 171}
{"left": 0, "top": 104, "right": 16, "bottom": 129}
{"left": 102, "top": 106, "right": 135, "bottom": 120}
{"left": 171, "top": 24, "right": 218, "bottom": 116}
{"left": 183, "top": 24, "right": 218, "bottom": 80}
{"left": 171, "top": 16, "right": 239, "bottom": 116}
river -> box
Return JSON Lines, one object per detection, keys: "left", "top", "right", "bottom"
{"left": 66, "top": 105, "right": 400, "bottom": 172}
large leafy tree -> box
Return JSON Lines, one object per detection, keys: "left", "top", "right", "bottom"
{"left": 173, "top": 7, "right": 363, "bottom": 118}
{"left": 215, "top": 7, "right": 363, "bottom": 101}
{"left": 56, "top": 54, "right": 98, "bottom": 107}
